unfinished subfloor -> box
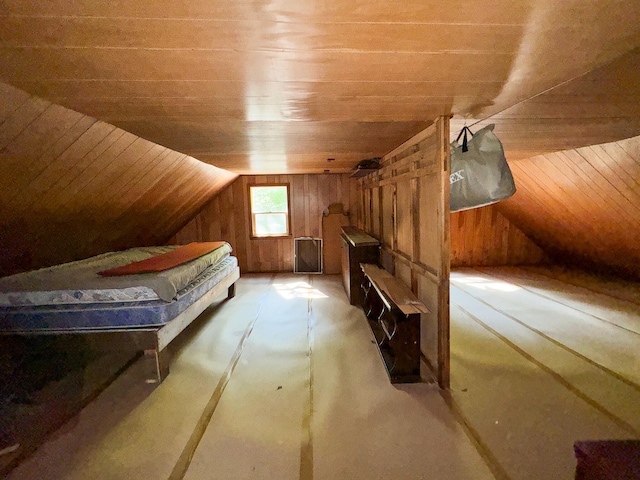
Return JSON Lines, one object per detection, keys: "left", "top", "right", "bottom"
{"left": 3, "top": 269, "right": 640, "bottom": 479}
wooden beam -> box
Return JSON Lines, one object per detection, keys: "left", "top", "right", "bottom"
{"left": 437, "top": 116, "right": 451, "bottom": 389}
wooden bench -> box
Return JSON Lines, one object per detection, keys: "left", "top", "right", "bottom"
{"left": 360, "top": 263, "right": 429, "bottom": 383}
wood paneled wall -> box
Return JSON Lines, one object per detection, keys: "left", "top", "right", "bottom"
{"left": 496, "top": 135, "right": 640, "bottom": 279}
{"left": 357, "top": 116, "right": 450, "bottom": 387}
{"left": 450, "top": 205, "right": 547, "bottom": 267}
{"left": 172, "top": 174, "right": 359, "bottom": 273}
{"left": 0, "top": 81, "right": 238, "bottom": 276}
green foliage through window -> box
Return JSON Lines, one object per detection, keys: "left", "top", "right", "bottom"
{"left": 251, "top": 186, "right": 288, "bottom": 213}
{"left": 250, "top": 185, "right": 289, "bottom": 236}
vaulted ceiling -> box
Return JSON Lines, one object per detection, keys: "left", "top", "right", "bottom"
{"left": 1, "top": 0, "right": 639, "bottom": 174}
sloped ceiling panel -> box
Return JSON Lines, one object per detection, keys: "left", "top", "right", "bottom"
{"left": 450, "top": 205, "right": 547, "bottom": 267}
{"left": 1, "top": 0, "right": 639, "bottom": 173}
{"left": 496, "top": 135, "right": 640, "bottom": 278}
{"left": 0, "top": 82, "right": 238, "bottom": 276}
{"left": 450, "top": 47, "right": 640, "bottom": 160}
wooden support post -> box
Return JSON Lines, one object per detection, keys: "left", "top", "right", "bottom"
{"left": 437, "top": 116, "right": 451, "bottom": 389}
{"left": 354, "top": 116, "right": 450, "bottom": 388}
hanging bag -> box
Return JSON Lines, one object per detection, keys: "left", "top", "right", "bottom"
{"left": 449, "top": 124, "right": 516, "bottom": 212}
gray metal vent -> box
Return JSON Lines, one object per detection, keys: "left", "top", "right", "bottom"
{"left": 294, "top": 237, "right": 323, "bottom": 274}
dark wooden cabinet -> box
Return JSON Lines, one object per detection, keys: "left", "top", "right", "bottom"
{"left": 340, "top": 226, "right": 379, "bottom": 306}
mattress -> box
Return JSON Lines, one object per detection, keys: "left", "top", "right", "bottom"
{"left": 0, "top": 243, "right": 232, "bottom": 304}
{"left": 0, "top": 256, "right": 238, "bottom": 332}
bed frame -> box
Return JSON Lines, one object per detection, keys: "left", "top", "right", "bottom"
{"left": 1, "top": 266, "right": 240, "bottom": 384}
{"left": 109, "top": 265, "right": 239, "bottom": 383}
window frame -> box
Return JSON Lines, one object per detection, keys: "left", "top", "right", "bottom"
{"left": 248, "top": 183, "right": 292, "bottom": 239}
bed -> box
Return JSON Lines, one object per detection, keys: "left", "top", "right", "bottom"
{"left": 0, "top": 242, "right": 240, "bottom": 383}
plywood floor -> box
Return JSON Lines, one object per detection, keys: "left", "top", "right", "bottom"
{"left": 4, "top": 269, "right": 640, "bottom": 480}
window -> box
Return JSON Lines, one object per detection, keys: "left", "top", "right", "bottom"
{"left": 249, "top": 184, "right": 291, "bottom": 237}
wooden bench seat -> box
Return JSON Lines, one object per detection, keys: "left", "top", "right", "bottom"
{"left": 360, "top": 264, "right": 429, "bottom": 315}
{"left": 360, "top": 263, "right": 429, "bottom": 383}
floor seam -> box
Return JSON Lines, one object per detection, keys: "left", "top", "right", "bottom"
{"left": 299, "top": 275, "right": 314, "bottom": 480}
{"left": 167, "top": 276, "right": 273, "bottom": 480}
{"left": 453, "top": 280, "right": 640, "bottom": 393}
{"left": 452, "top": 299, "right": 640, "bottom": 437}
{"left": 440, "top": 389, "right": 512, "bottom": 480}
{"left": 474, "top": 267, "right": 640, "bottom": 336}
{"left": 518, "top": 266, "right": 640, "bottom": 307}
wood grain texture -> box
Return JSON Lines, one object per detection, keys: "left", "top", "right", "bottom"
{"left": 0, "top": 82, "right": 238, "bottom": 277}
{"left": 361, "top": 263, "right": 429, "bottom": 315}
{"left": 322, "top": 210, "right": 349, "bottom": 274}
{"left": 450, "top": 205, "right": 547, "bottom": 267}
{"left": 496, "top": 135, "right": 640, "bottom": 279}
{"left": 1, "top": 2, "right": 639, "bottom": 173}
{"left": 450, "top": 47, "right": 640, "bottom": 162}
{"left": 357, "top": 117, "right": 449, "bottom": 387}
{"left": 172, "top": 174, "right": 359, "bottom": 273}
{"left": 436, "top": 116, "right": 451, "bottom": 389}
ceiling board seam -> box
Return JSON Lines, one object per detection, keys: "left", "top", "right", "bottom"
{"left": 523, "top": 160, "right": 609, "bottom": 238}
{"left": 599, "top": 144, "right": 640, "bottom": 188}
{"left": 530, "top": 154, "right": 621, "bottom": 231}
{"left": 562, "top": 149, "right": 640, "bottom": 225}
{"left": 2, "top": 15, "right": 529, "bottom": 26}
{"left": 86, "top": 140, "right": 157, "bottom": 203}
{"left": 0, "top": 113, "right": 91, "bottom": 212}
{"left": 584, "top": 145, "right": 640, "bottom": 210}
{"left": 15, "top": 77, "right": 504, "bottom": 84}
{"left": 466, "top": 48, "right": 640, "bottom": 128}
{"left": 617, "top": 139, "right": 640, "bottom": 168}
{"left": 0, "top": 93, "right": 31, "bottom": 128}
{"left": 551, "top": 151, "right": 640, "bottom": 229}
{"left": 96, "top": 147, "right": 172, "bottom": 211}
{"left": 6, "top": 119, "right": 99, "bottom": 215}
{"left": 4, "top": 46, "right": 516, "bottom": 55}
{"left": 14, "top": 120, "right": 113, "bottom": 214}
{"left": 45, "top": 127, "right": 125, "bottom": 208}
{"left": 110, "top": 150, "right": 183, "bottom": 213}
{"left": 91, "top": 145, "right": 168, "bottom": 216}
{"left": 0, "top": 99, "right": 52, "bottom": 150}
{"left": 512, "top": 164, "right": 592, "bottom": 239}
{"left": 55, "top": 131, "right": 136, "bottom": 209}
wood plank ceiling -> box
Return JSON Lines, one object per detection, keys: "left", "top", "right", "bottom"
{"left": 1, "top": 0, "right": 640, "bottom": 174}
{"left": 0, "top": 81, "right": 238, "bottom": 276}
{"left": 497, "top": 135, "right": 640, "bottom": 278}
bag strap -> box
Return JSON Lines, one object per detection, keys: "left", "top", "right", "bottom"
{"left": 455, "top": 126, "right": 474, "bottom": 152}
